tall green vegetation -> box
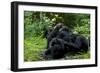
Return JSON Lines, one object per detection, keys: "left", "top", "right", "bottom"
{"left": 24, "top": 11, "right": 90, "bottom": 61}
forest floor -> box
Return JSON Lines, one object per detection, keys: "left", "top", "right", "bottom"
{"left": 24, "top": 36, "right": 90, "bottom": 62}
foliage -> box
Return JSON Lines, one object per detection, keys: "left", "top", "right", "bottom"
{"left": 24, "top": 36, "right": 47, "bottom": 61}
{"left": 24, "top": 11, "right": 90, "bottom": 61}
{"left": 24, "top": 11, "right": 54, "bottom": 38}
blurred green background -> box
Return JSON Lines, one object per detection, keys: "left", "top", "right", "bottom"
{"left": 24, "top": 11, "right": 90, "bottom": 61}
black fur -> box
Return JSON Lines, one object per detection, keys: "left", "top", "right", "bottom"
{"left": 43, "top": 23, "right": 89, "bottom": 59}
{"left": 46, "top": 23, "right": 63, "bottom": 48}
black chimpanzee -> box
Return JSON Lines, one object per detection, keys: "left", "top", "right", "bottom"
{"left": 43, "top": 38, "right": 66, "bottom": 59}
{"left": 57, "top": 26, "right": 89, "bottom": 52}
{"left": 44, "top": 23, "right": 63, "bottom": 48}
{"left": 43, "top": 23, "right": 89, "bottom": 59}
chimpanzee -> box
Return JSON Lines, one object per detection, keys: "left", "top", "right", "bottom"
{"left": 45, "top": 23, "right": 64, "bottom": 48}
{"left": 43, "top": 38, "right": 66, "bottom": 59}
{"left": 43, "top": 23, "right": 89, "bottom": 59}
{"left": 57, "top": 26, "right": 89, "bottom": 52}
{"left": 44, "top": 35, "right": 89, "bottom": 59}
